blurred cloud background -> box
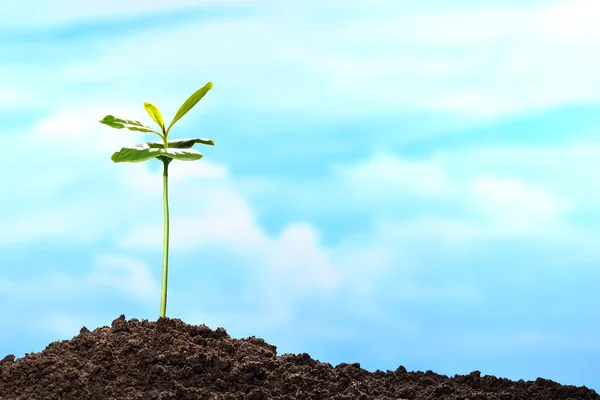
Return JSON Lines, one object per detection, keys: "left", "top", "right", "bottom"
{"left": 1, "top": 0, "right": 599, "bottom": 392}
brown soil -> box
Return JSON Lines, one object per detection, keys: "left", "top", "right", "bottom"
{"left": 1, "top": 315, "right": 598, "bottom": 400}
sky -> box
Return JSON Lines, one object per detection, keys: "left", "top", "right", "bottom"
{"left": 1, "top": 0, "right": 600, "bottom": 393}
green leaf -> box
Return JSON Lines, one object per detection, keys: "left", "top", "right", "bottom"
{"left": 100, "top": 115, "right": 162, "bottom": 135}
{"left": 111, "top": 143, "right": 203, "bottom": 163}
{"left": 166, "top": 82, "right": 213, "bottom": 134}
{"left": 146, "top": 138, "right": 215, "bottom": 149}
{"left": 143, "top": 102, "right": 165, "bottom": 132}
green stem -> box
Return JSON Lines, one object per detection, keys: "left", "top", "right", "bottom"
{"left": 159, "top": 157, "right": 171, "bottom": 318}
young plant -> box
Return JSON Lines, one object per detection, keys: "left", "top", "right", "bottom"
{"left": 99, "top": 82, "right": 215, "bottom": 318}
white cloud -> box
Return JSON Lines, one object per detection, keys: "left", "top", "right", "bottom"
{"left": 119, "top": 190, "right": 341, "bottom": 295}
{"left": 118, "top": 186, "right": 265, "bottom": 252}
{"left": 0, "top": 179, "right": 158, "bottom": 247}
{"left": 468, "top": 176, "right": 574, "bottom": 233}
{"left": 332, "top": 152, "right": 453, "bottom": 199}
{"left": 268, "top": 223, "right": 340, "bottom": 294}
{"left": 332, "top": 143, "right": 582, "bottom": 247}
{"left": 374, "top": 216, "right": 484, "bottom": 252}
{"left": 447, "top": 141, "right": 600, "bottom": 184}
{"left": 0, "top": 253, "right": 158, "bottom": 304}
{"left": 30, "top": 104, "right": 149, "bottom": 157}
{"left": 536, "top": 0, "right": 600, "bottom": 41}
{"left": 230, "top": 0, "right": 600, "bottom": 118}
{"left": 3, "top": 0, "right": 599, "bottom": 119}
{"left": 1, "top": 0, "right": 257, "bottom": 28}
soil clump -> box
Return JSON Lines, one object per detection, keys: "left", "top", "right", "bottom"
{"left": 1, "top": 315, "right": 598, "bottom": 399}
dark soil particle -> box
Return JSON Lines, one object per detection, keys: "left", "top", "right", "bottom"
{"left": 1, "top": 315, "right": 598, "bottom": 399}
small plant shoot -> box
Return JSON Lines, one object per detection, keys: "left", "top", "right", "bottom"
{"left": 100, "top": 82, "right": 215, "bottom": 318}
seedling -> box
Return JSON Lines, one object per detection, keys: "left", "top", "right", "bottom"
{"left": 99, "top": 82, "right": 215, "bottom": 318}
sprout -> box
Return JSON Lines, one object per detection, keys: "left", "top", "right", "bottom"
{"left": 100, "top": 82, "right": 215, "bottom": 318}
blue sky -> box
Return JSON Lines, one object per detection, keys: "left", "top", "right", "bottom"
{"left": 2, "top": 0, "right": 600, "bottom": 392}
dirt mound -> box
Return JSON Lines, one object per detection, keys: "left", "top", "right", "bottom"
{"left": 0, "top": 315, "right": 597, "bottom": 399}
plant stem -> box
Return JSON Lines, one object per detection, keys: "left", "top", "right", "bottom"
{"left": 159, "top": 157, "right": 172, "bottom": 318}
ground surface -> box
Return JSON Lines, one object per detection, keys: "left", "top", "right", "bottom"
{"left": 0, "top": 315, "right": 598, "bottom": 399}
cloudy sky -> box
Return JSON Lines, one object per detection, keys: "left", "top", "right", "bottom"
{"left": 1, "top": 0, "right": 600, "bottom": 392}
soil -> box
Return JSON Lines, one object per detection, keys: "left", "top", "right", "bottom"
{"left": 0, "top": 315, "right": 598, "bottom": 400}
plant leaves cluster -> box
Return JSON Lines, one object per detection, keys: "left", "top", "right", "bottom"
{"left": 100, "top": 81, "right": 215, "bottom": 163}
{"left": 99, "top": 81, "right": 215, "bottom": 319}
